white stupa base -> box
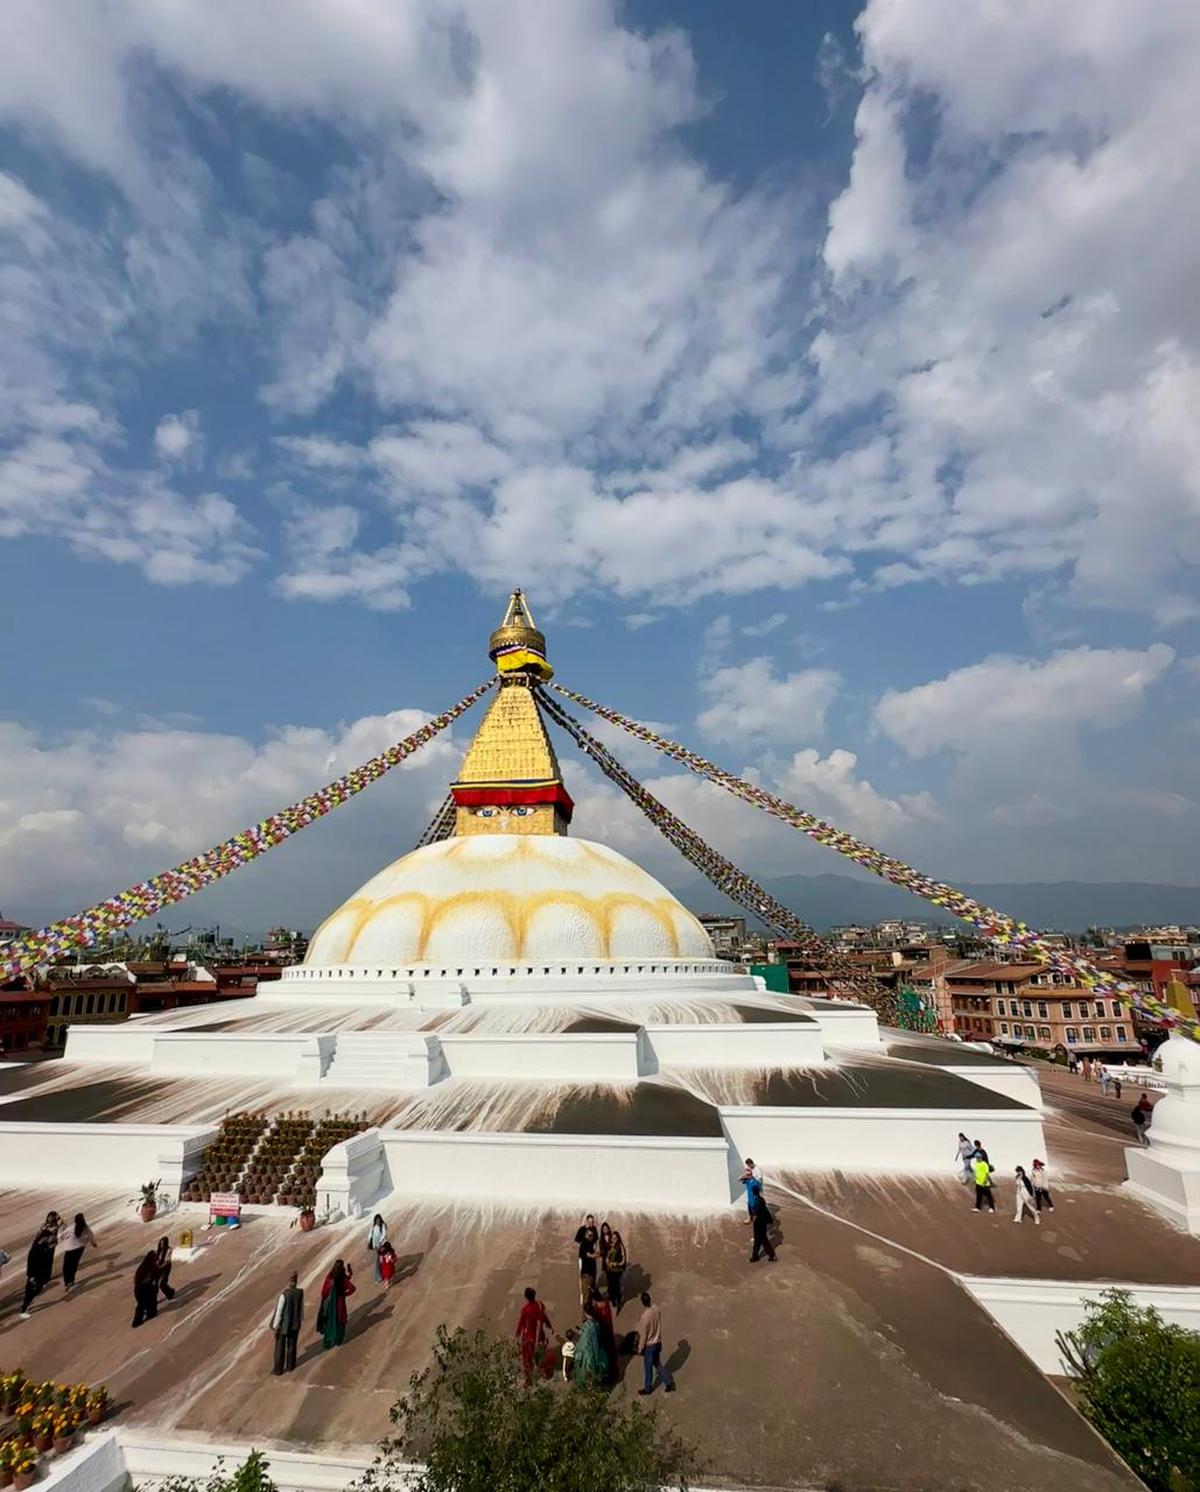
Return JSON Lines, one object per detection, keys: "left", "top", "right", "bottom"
{"left": 1124, "top": 1150, "right": 1200, "bottom": 1234}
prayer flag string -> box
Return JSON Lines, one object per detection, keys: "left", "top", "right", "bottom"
{"left": 537, "top": 688, "right": 898, "bottom": 1020}
{"left": 1, "top": 680, "right": 496, "bottom": 981}
{"left": 552, "top": 683, "right": 1200, "bottom": 1043}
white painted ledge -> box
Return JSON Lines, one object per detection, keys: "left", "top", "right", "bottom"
{"left": 961, "top": 1274, "right": 1200, "bottom": 1374}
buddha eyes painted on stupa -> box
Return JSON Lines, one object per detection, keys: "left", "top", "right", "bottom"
{"left": 470, "top": 805, "right": 533, "bottom": 818}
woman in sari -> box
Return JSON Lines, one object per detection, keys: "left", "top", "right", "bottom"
{"left": 572, "top": 1302, "right": 609, "bottom": 1388}
{"left": 589, "top": 1288, "right": 618, "bottom": 1384}
{"left": 317, "top": 1259, "right": 356, "bottom": 1348}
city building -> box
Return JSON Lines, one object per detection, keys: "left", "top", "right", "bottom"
{"left": 945, "top": 961, "right": 1136, "bottom": 1054}
{"left": 0, "top": 976, "right": 48, "bottom": 1053}
{"left": 696, "top": 913, "right": 747, "bottom": 959}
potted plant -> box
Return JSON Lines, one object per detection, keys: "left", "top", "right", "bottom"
{"left": 137, "top": 1179, "right": 162, "bottom": 1222}
{"left": 297, "top": 1204, "right": 316, "bottom": 1232}
{"left": 31, "top": 1414, "right": 53, "bottom": 1454}
{"left": 0, "top": 1441, "right": 16, "bottom": 1489}
{"left": 13, "top": 1449, "right": 38, "bottom": 1491}
{"left": 51, "top": 1412, "right": 76, "bottom": 1455}
{"left": 2, "top": 1370, "right": 27, "bottom": 1414}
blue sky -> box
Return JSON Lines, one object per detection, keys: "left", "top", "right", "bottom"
{"left": 2, "top": 1, "right": 1198, "bottom": 938}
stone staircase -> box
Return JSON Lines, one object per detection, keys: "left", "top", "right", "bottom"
{"left": 322, "top": 1031, "right": 445, "bottom": 1089}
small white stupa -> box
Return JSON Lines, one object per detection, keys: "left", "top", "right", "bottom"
{"left": 1125, "top": 1027, "right": 1200, "bottom": 1235}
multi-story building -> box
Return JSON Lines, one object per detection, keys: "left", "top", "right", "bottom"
{"left": 0, "top": 977, "right": 48, "bottom": 1054}
{"left": 945, "top": 961, "right": 1136, "bottom": 1054}
{"left": 40, "top": 959, "right": 257, "bottom": 1051}
{"left": 697, "top": 915, "right": 748, "bottom": 960}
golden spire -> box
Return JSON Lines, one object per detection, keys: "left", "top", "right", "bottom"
{"left": 450, "top": 592, "right": 572, "bottom": 836}
{"left": 488, "top": 588, "right": 553, "bottom": 682}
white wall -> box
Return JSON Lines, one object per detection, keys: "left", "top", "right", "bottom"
{"left": 151, "top": 1033, "right": 332, "bottom": 1082}
{"left": 719, "top": 1107, "right": 1046, "bottom": 1175}
{"left": 798, "top": 1006, "right": 881, "bottom": 1048}
{"left": 0, "top": 1121, "right": 214, "bottom": 1192}
{"left": 960, "top": 1275, "right": 1200, "bottom": 1374}
{"left": 438, "top": 1032, "right": 640, "bottom": 1081}
{"left": 889, "top": 1060, "right": 1043, "bottom": 1110}
{"left": 64, "top": 1024, "right": 157, "bottom": 1065}
{"left": 644, "top": 1022, "right": 826, "bottom": 1071}
{"left": 317, "top": 1128, "right": 392, "bottom": 1218}
{"left": 378, "top": 1130, "right": 735, "bottom": 1209}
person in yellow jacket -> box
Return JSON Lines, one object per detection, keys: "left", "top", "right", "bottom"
{"left": 972, "top": 1153, "right": 995, "bottom": 1213}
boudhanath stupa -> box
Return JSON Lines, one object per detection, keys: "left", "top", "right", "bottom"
{"left": 5, "top": 595, "right": 1045, "bottom": 1213}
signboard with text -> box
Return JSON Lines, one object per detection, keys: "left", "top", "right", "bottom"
{"left": 209, "top": 1191, "right": 242, "bottom": 1224}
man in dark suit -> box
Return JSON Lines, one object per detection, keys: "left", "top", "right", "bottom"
{"left": 271, "top": 1271, "right": 304, "bottom": 1374}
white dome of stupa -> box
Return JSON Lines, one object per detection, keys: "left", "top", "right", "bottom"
{"left": 304, "top": 834, "right": 714, "bottom": 967}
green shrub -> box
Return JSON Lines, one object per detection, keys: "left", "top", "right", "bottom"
{"left": 359, "top": 1324, "right": 700, "bottom": 1492}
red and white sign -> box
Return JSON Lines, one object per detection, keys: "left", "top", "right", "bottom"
{"left": 208, "top": 1191, "right": 242, "bottom": 1224}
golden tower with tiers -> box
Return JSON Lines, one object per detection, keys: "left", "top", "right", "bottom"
{"left": 450, "top": 591, "right": 574, "bottom": 837}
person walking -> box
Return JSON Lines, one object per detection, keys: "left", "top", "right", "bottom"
{"left": 366, "top": 1214, "right": 388, "bottom": 1284}
{"left": 605, "top": 1228, "right": 627, "bottom": 1311}
{"left": 972, "top": 1153, "right": 996, "bottom": 1213}
{"left": 1099, "top": 1066, "right": 1111, "bottom": 1097}
{"left": 378, "top": 1240, "right": 397, "bottom": 1288}
{"left": 750, "top": 1189, "right": 777, "bottom": 1263}
{"left": 59, "top": 1213, "right": 96, "bottom": 1295}
{"left": 270, "top": 1272, "right": 304, "bottom": 1375}
{"left": 738, "top": 1158, "right": 761, "bottom": 1223}
{"left": 598, "top": 1221, "right": 613, "bottom": 1275}
{"left": 1012, "top": 1166, "right": 1040, "bottom": 1226}
{"left": 1031, "top": 1158, "right": 1054, "bottom": 1213}
{"left": 515, "top": 1286, "right": 552, "bottom": 1382}
{"left": 1113, "top": 1073, "right": 1123, "bottom": 1100}
{"left": 155, "top": 1236, "right": 176, "bottom": 1301}
{"left": 971, "top": 1140, "right": 989, "bottom": 1165}
{"left": 636, "top": 1291, "right": 675, "bottom": 1396}
{"left": 131, "top": 1252, "right": 160, "bottom": 1328}
{"left": 317, "top": 1260, "right": 355, "bottom": 1349}
{"left": 955, "top": 1133, "right": 975, "bottom": 1184}
{"left": 1067, "top": 1053, "right": 1078, "bottom": 1075}
{"left": 19, "top": 1215, "right": 59, "bottom": 1318}
{"left": 573, "top": 1213, "right": 599, "bottom": 1307}
{"left": 1131, "top": 1093, "right": 1154, "bottom": 1146}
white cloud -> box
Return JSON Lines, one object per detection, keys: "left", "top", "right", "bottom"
{"left": 804, "top": 0, "right": 1200, "bottom": 623}
{"left": 777, "top": 747, "right": 938, "bottom": 843}
{"left": 875, "top": 644, "right": 1175, "bottom": 758}
{"left": 153, "top": 410, "right": 202, "bottom": 463}
{"left": 0, "top": 424, "right": 261, "bottom": 587}
{"left": 697, "top": 657, "right": 840, "bottom": 746}
{"left": 741, "top": 612, "right": 787, "bottom": 638}
{"left": 0, "top": 706, "right": 464, "bottom": 929}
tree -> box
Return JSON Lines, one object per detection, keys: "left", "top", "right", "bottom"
{"left": 358, "top": 1324, "right": 701, "bottom": 1492}
{"left": 1057, "top": 1289, "right": 1200, "bottom": 1492}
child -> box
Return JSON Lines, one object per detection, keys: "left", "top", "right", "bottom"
{"left": 561, "top": 1328, "right": 578, "bottom": 1381}
{"left": 378, "top": 1240, "right": 397, "bottom": 1288}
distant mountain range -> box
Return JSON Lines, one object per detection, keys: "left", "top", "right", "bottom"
{"left": 675, "top": 870, "right": 1200, "bottom": 934}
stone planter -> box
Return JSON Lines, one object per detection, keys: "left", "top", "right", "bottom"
{"left": 86, "top": 1407, "right": 105, "bottom": 1426}
{"left": 14, "top": 1468, "right": 36, "bottom": 1490}
{"left": 52, "top": 1438, "right": 73, "bottom": 1457}
{"left": 140, "top": 1202, "right": 157, "bottom": 1224}
{"left": 298, "top": 1209, "right": 316, "bottom": 1232}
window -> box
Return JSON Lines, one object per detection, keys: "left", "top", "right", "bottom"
{"left": 1039, "top": 1025, "right": 1051, "bottom": 1039}
{"left": 997, "top": 999, "right": 1007, "bottom": 1016}
{"left": 1100, "top": 1026, "right": 1112, "bottom": 1041}
{"left": 1093, "top": 1001, "right": 1106, "bottom": 1018}
{"left": 1117, "top": 1028, "right": 1128, "bottom": 1042}
{"left": 1000, "top": 1022, "right": 1009, "bottom": 1035}
{"left": 1037, "top": 1002, "right": 1048, "bottom": 1019}
{"left": 1083, "top": 1026, "right": 1096, "bottom": 1043}
{"left": 1022, "top": 1001, "right": 1033, "bottom": 1018}
{"left": 1066, "top": 1027, "right": 1078, "bottom": 1044}
{"left": 1062, "top": 1002, "right": 1072, "bottom": 1019}
{"left": 1024, "top": 1024, "right": 1036, "bottom": 1039}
